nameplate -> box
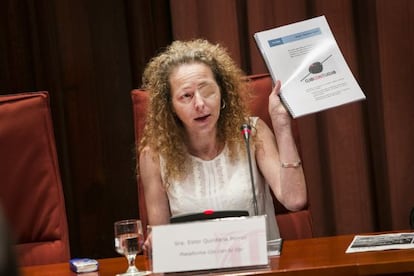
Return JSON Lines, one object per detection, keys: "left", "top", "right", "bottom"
{"left": 151, "top": 215, "right": 268, "bottom": 273}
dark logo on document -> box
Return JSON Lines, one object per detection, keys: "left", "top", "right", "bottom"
{"left": 300, "top": 54, "right": 336, "bottom": 83}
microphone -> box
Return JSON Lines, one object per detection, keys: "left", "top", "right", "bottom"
{"left": 240, "top": 124, "right": 258, "bottom": 215}
{"left": 241, "top": 123, "right": 251, "bottom": 142}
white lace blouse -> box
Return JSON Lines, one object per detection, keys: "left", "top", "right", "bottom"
{"left": 160, "top": 118, "right": 280, "bottom": 240}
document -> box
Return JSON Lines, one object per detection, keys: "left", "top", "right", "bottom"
{"left": 254, "top": 15, "right": 366, "bottom": 118}
{"left": 267, "top": 238, "right": 283, "bottom": 256}
{"left": 346, "top": 232, "right": 414, "bottom": 253}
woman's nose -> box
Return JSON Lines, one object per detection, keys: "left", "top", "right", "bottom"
{"left": 193, "top": 91, "right": 205, "bottom": 109}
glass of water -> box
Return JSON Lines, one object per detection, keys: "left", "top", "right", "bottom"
{"left": 114, "top": 219, "right": 150, "bottom": 275}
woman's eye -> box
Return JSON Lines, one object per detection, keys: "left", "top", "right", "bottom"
{"left": 179, "top": 93, "right": 193, "bottom": 103}
{"left": 200, "top": 89, "right": 215, "bottom": 98}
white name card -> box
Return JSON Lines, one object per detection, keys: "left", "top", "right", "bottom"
{"left": 151, "top": 215, "right": 268, "bottom": 273}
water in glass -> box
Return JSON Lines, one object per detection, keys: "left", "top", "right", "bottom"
{"left": 114, "top": 219, "right": 150, "bottom": 275}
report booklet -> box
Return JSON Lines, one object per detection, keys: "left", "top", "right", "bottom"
{"left": 254, "top": 15, "right": 366, "bottom": 118}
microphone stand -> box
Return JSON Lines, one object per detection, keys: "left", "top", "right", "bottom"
{"left": 241, "top": 124, "right": 258, "bottom": 216}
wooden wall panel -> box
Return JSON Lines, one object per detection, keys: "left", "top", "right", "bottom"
{"left": 375, "top": 0, "right": 414, "bottom": 229}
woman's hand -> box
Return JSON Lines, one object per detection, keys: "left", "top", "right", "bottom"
{"left": 268, "top": 80, "right": 292, "bottom": 131}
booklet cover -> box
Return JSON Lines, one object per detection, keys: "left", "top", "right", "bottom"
{"left": 254, "top": 15, "right": 366, "bottom": 118}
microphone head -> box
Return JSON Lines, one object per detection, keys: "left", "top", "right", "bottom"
{"left": 240, "top": 123, "right": 251, "bottom": 131}
{"left": 240, "top": 124, "right": 251, "bottom": 141}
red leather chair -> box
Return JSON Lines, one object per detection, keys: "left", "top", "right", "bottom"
{"left": 131, "top": 74, "right": 312, "bottom": 240}
{"left": 0, "top": 92, "right": 70, "bottom": 266}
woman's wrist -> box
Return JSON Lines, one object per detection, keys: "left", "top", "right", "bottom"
{"left": 273, "top": 123, "right": 302, "bottom": 168}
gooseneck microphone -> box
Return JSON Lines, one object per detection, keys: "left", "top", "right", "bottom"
{"left": 240, "top": 123, "right": 258, "bottom": 216}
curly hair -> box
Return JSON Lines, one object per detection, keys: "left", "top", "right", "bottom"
{"left": 139, "top": 39, "right": 253, "bottom": 185}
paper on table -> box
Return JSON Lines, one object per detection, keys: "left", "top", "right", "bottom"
{"left": 267, "top": 238, "right": 283, "bottom": 256}
{"left": 345, "top": 232, "right": 414, "bottom": 253}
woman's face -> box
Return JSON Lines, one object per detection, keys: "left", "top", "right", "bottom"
{"left": 169, "top": 63, "right": 221, "bottom": 136}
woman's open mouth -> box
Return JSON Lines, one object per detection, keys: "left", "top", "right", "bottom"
{"left": 194, "top": 114, "right": 210, "bottom": 122}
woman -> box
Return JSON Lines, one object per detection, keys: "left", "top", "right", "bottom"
{"left": 139, "top": 39, "right": 307, "bottom": 246}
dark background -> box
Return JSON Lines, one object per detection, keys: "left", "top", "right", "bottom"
{"left": 1, "top": 0, "right": 413, "bottom": 259}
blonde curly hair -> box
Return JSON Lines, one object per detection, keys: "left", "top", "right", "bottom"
{"left": 139, "top": 39, "right": 252, "bottom": 185}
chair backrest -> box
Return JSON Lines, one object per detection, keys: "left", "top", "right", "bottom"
{"left": 0, "top": 92, "right": 70, "bottom": 266}
{"left": 131, "top": 73, "right": 312, "bottom": 239}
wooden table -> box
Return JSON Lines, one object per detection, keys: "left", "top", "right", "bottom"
{"left": 20, "top": 233, "right": 414, "bottom": 275}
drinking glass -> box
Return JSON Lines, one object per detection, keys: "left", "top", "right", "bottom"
{"left": 114, "top": 219, "right": 150, "bottom": 275}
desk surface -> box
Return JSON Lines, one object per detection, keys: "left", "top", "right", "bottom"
{"left": 20, "top": 233, "right": 414, "bottom": 276}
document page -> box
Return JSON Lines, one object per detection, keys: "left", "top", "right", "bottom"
{"left": 346, "top": 232, "right": 414, "bottom": 253}
{"left": 254, "top": 15, "right": 366, "bottom": 118}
